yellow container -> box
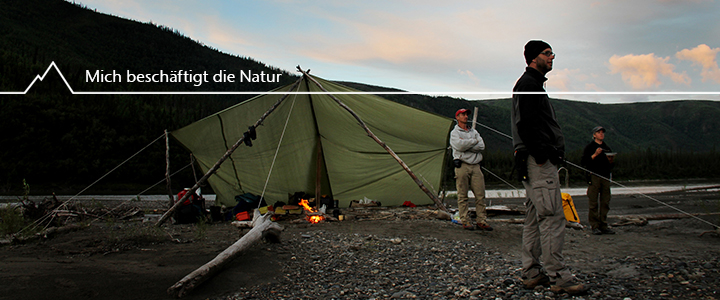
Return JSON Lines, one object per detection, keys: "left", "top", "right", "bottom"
{"left": 259, "top": 206, "right": 272, "bottom": 214}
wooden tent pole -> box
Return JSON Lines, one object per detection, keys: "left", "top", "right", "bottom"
{"left": 155, "top": 76, "right": 305, "bottom": 226}
{"left": 297, "top": 67, "right": 450, "bottom": 215}
{"left": 165, "top": 130, "right": 175, "bottom": 208}
{"left": 471, "top": 107, "right": 478, "bottom": 130}
{"left": 315, "top": 138, "right": 322, "bottom": 208}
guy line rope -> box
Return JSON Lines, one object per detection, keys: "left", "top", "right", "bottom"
{"left": 257, "top": 77, "right": 303, "bottom": 209}
{"left": 472, "top": 120, "right": 720, "bottom": 230}
{"left": 21, "top": 132, "right": 192, "bottom": 234}
{"left": 19, "top": 99, "right": 718, "bottom": 231}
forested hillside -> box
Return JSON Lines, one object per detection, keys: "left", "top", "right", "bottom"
{"left": 0, "top": 0, "right": 296, "bottom": 193}
{"left": 2, "top": 0, "right": 719, "bottom": 194}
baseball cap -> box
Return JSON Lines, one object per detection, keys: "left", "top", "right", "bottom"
{"left": 455, "top": 108, "right": 469, "bottom": 117}
{"left": 592, "top": 126, "right": 605, "bottom": 134}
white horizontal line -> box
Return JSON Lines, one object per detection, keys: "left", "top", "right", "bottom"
{"left": 64, "top": 91, "right": 720, "bottom": 95}
{"left": 1, "top": 62, "right": 718, "bottom": 96}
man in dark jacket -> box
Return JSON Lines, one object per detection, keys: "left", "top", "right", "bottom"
{"left": 511, "top": 40, "right": 588, "bottom": 295}
{"left": 581, "top": 126, "right": 615, "bottom": 235}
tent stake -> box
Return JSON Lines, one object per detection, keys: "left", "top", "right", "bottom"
{"left": 297, "top": 67, "right": 450, "bottom": 215}
{"left": 155, "top": 76, "right": 305, "bottom": 226}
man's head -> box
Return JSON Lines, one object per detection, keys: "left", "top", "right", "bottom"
{"left": 524, "top": 40, "right": 554, "bottom": 74}
{"left": 455, "top": 108, "right": 469, "bottom": 124}
{"left": 592, "top": 126, "right": 605, "bottom": 141}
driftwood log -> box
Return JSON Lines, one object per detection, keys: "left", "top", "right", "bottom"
{"left": 167, "top": 210, "right": 284, "bottom": 298}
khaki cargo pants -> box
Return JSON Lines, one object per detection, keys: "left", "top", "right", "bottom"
{"left": 455, "top": 162, "right": 487, "bottom": 226}
{"left": 521, "top": 156, "right": 573, "bottom": 284}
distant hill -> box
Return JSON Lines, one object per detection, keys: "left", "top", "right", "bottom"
{"left": 1, "top": 0, "right": 719, "bottom": 193}
{"left": 342, "top": 81, "right": 720, "bottom": 154}
{"left": 0, "top": 0, "right": 298, "bottom": 192}
{"left": 0, "top": 0, "right": 297, "bottom": 93}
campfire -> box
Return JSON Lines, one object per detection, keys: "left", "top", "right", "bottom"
{"left": 299, "top": 199, "right": 325, "bottom": 224}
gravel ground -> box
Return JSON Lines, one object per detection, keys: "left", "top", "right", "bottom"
{"left": 2, "top": 191, "right": 719, "bottom": 300}
{"left": 217, "top": 218, "right": 720, "bottom": 300}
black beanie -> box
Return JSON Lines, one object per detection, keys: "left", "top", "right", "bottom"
{"left": 524, "top": 40, "right": 551, "bottom": 65}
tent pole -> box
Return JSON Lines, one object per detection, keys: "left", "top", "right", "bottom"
{"left": 297, "top": 67, "right": 450, "bottom": 215}
{"left": 155, "top": 76, "right": 305, "bottom": 226}
{"left": 471, "top": 107, "right": 478, "bottom": 130}
{"left": 315, "top": 138, "right": 322, "bottom": 209}
{"left": 165, "top": 130, "right": 175, "bottom": 208}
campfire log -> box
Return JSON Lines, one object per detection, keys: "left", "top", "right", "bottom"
{"left": 167, "top": 210, "right": 284, "bottom": 298}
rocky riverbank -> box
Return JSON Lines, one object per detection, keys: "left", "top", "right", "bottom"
{"left": 218, "top": 217, "right": 720, "bottom": 300}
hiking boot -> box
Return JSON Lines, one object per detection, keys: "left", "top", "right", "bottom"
{"left": 592, "top": 228, "right": 602, "bottom": 235}
{"left": 476, "top": 223, "right": 494, "bottom": 231}
{"left": 600, "top": 227, "right": 615, "bottom": 234}
{"left": 463, "top": 224, "right": 475, "bottom": 231}
{"left": 550, "top": 280, "right": 590, "bottom": 295}
{"left": 522, "top": 273, "right": 550, "bottom": 289}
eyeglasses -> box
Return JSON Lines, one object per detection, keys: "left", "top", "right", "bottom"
{"left": 540, "top": 51, "right": 555, "bottom": 57}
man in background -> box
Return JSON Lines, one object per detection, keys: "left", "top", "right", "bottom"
{"left": 581, "top": 126, "right": 615, "bottom": 235}
{"left": 450, "top": 108, "right": 492, "bottom": 231}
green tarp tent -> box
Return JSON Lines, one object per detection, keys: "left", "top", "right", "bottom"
{"left": 172, "top": 74, "right": 454, "bottom": 208}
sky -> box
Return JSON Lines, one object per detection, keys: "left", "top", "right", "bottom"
{"left": 73, "top": 0, "right": 720, "bottom": 103}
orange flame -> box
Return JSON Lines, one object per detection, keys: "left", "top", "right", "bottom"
{"left": 299, "top": 199, "right": 324, "bottom": 224}
{"left": 299, "top": 199, "right": 315, "bottom": 212}
{"left": 308, "top": 215, "right": 324, "bottom": 223}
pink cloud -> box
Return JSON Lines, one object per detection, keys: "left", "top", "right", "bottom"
{"left": 676, "top": 44, "right": 720, "bottom": 84}
{"left": 546, "top": 68, "right": 579, "bottom": 91}
{"left": 608, "top": 53, "right": 690, "bottom": 89}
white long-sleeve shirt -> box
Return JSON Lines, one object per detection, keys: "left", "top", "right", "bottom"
{"left": 450, "top": 124, "right": 485, "bottom": 165}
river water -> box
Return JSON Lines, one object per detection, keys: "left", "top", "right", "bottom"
{"left": 2, "top": 181, "right": 719, "bottom": 204}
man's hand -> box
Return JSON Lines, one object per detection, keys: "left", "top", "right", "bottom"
{"left": 592, "top": 147, "right": 603, "bottom": 159}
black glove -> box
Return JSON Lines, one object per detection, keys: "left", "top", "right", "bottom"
{"left": 247, "top": 126, "right": 257, "bottom": 140}
{"left": 243, "top": 131, "right": 253, "bottom": 147}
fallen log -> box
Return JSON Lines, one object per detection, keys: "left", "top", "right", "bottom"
{"left": 613, "top": 212, "right": 720, "bottom": 221}
{"left": 11, "top": 223, "right": 89, "bottom": 244}
{"left": 611, "top": 212, "right": 720, "bottom": 226}
{"left": 167, "top": 210, "right": 284, "bottom": 298}
{"left": 491, "top": 212, "right": 720, "bottom": 227}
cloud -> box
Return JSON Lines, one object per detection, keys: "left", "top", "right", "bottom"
{"left": 584, "top": 83, "right": 604, "bottom": 92}
{"left": 547, "top": 68, "right": 603, "bottom": 92}
{"left": 457, "top": 69, "right": 481, "bottom": 85}
{"left": 675, "top": 44, "right": 720, "bottom": 84}
{"left": 546, "top": 68, "right": 580, "bottom": 91}
{"left": 607, "top": 53, "right": 691, "bottom": 89}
